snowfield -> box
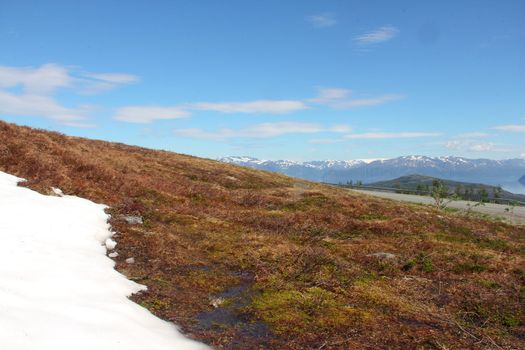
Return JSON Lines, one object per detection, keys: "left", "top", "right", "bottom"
{"left": 0, "top": 171, "right": 208, "bottom": 350}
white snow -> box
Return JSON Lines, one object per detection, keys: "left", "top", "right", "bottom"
{"left": 0, "top": 171, "right": 209, "bottom": 350}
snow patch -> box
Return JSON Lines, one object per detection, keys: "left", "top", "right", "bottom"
{"left": 0, "top": 171, "right": 208, "bottom": 350}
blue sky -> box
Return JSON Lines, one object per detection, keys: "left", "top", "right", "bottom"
{"left": 0, "top": 0, "right": 524, "bottom": 161}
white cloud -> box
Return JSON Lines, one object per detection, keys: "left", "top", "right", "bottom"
{"left": 456, "top": 132, "right": 489, "bottom": 138}
{"left": 445, "top": 140, "right": 462, "bottom": 150}
{"left": 115, "top": 99, "right": 307, "bottom": 123}
{"left": 445, "top": 138, "right": 508, "bottom": 153}
{"left": 309, "top": 87, "right": 404, "bottom": 109}
{"left": 115, "top": 87, "right": 404, "bottom": 123}
{"left": 354, "top": 26, "right": 399, "bottom": 45}
{"left": 468, "top": 142, "right": 495, "bottom": 152}
{"left": 344, "top": 132, "right": 441, "bottom": 140}
{"left": 493, "top": 124, "right": 525, "bottom": 132}
{"left": 0, "top": 91, "right": 87, "bottom": 122}
{"left": 334, "top": 94, "right": 404, "bottom": 108}
{"left": 174, "top": 122, "right": 350, "bottom": 140}
{"left": 114, "top": 106, "right": 190, "bottom": 123}
{"left": 78, "top": 71, "right": 139, "bottom": 94}
{"left": 308, "top": 138, "right": 343, "bottom": 144}
{"left": 0, "top": 64, "right": 72, "bottom": 94}
{"left": 307, "top": 13, "right": 337, "bottom": 28}
{"left": 308, "top": 88, "right": 351, "bottom": 104}
{"left": 82, "top": 72, "right": 138, "bottom": 84}
{"left": 0, "top": 64, "right": 138, "bottom": 125}
{"left": 187, "top": 100, "right": 307, "bottom": 114}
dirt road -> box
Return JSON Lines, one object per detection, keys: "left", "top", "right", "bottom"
{"left": 351, "top": 189, "right": 525, "bottom": 225}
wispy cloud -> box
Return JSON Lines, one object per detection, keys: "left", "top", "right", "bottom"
{"left": 0, "top": 63, "right": 137, "bottom": 125}
{"left": 308, "top": 88, "right": 351, "bottom": 104}
{"left": 456, "top": 132, "right": 489, "bottom": 138}
{"left": 0, "top": 91, "right": 90, "bottom": 123}
{"left": 493, "top": 124, "right": 525, "bottom": 132}
{"left": 354, "top": 26, "right": 399, "bottom": 45}
{"left": 344, "top": 132, "right": 441, "bottom": 140}
{"left": 309, "top": 87, "right": 404, "bottom": 109}
{"left": 468, "top": 142, "right": 495, "bottom": 152}
{"left": 0, "top": 63, "right": 72, "bottom": 94}
{"left": 308, "top": 138, "right": 343, "bottom": 144}
{"left": 114, "top": 87, "right": 403, "bottom": 123}
{"left": 114, "top": 106, "right": 190, "bottom": 123}
{"left": 307, "top": 13, "right": 337, "bottom": 28}
{"left": 77, "top": 71, "right": 138, "bottom": 94}
{"left": 444, "top": 138, "right": 510, "bottom": 153}
{"left": 174, "top": 122, "right": 350, "bottom": 140}
{"left": 187, "top": 100, "right": 307, "bottom": 114}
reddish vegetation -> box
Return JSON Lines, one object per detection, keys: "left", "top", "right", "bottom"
{"left": 1, "top": 120, "right": 524, "bottom": 349}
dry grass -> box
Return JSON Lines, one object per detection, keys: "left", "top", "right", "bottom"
{"left": 1, "top": 120, "right": 524, "bottom": 349}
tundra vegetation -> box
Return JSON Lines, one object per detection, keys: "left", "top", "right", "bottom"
{"left": 1, "top": 121, "right": 524, "bottom": 349}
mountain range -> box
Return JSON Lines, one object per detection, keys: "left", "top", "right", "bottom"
{"left": 220, "top": 155, "right": 525, "bottom": 194}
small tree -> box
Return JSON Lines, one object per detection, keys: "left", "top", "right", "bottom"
{"left": 465, "top": 200, "right": 485, "bottom": 216}
{"left": 455, "top": 184, "right": 464, "bottom": 199}
{"left": 493, "top": 185, "right": 503, "bottom": 202}
{"left": 395, "top": 182, "right": 402, "bottom": 194}
{"left": 431, "top": 180, "right": 446, "bottom": 209}
{"left": 505, "top": 200, "right": 519, "bottom": 217}
{"left": 479, "top": 186, "right": 489, "bottom": 203}
{"left": 431, "top": 180, "right": 458, "bottom": 209}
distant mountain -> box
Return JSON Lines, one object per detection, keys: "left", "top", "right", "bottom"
{"left": 365, "top": 174, "right": 525, "bottom": 202}
{"left": 219, "top": 155, "right": 525, "bottom": 194}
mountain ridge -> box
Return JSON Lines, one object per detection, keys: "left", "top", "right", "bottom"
{"left": 220, "top": 155, "right": 525, "bottom": 193}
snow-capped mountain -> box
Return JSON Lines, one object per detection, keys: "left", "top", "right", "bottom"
{"left": 220, "top": 155, "right": 525, "bottom": 194}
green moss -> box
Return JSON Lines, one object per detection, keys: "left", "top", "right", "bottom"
{"left": 421, "top": 257, "right": 434, "bottom": 273}
{"left": 502, "top": 314, "right": 520, "bottom": 327}
{"left": 252, "top": 287, "right": 366, "bottom": 334}
{"left": 354, "top": 272, "right": 379, "bottom": 286}
{"left": 402, "top": 259, "right": 417, "bottom": 271}
{"left": 140, "top": 298, "right": 170, "bottom": 311}
{"left": 455, "top": 262, "right": 487, "bottom": 273}
{"left": 477, "top": 279, "right": 500, "bottom": 288}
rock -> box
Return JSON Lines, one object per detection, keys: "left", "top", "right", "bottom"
{"left": 105, "top": 238, "right": 117, "bottom": 250}
{"left": 209, "top": 297, "right": 225, "bottom": 308}
{"left": 108, "top": 252, "right": 118, "bottom": 258}
{"left": 367, "top": 252, "right": 397, "bottom": 260}
{"left": 122, "top": 215, "right": 143, "bottom": 225}
{"left": 125, "top": 257, "right": 135, "bottom": 264}
{"left": 50, "top": 187, "right": 64, "bottom": 197}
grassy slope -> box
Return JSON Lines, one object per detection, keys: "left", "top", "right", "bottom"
{"left": 1, "top": 120, "right": 524, "bottom": 350}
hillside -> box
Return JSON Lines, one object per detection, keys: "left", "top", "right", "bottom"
{"left": 1, "top": 120, "right": 525, "bottom": 350}
{"left": 221, "top": 156, "right": 525, "bottom": 194}
{"left": 365, "top": 174, "right": 525, "bottom": 203}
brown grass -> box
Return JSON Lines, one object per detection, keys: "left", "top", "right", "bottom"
{"left": 1, "top": 120, "right": 524, "bottom": 349}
